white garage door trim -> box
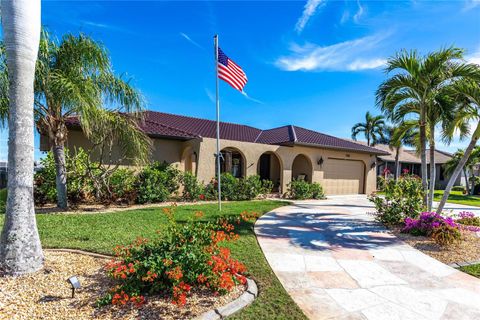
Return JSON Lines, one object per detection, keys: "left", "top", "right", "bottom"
{"left": 322, "top": 158, "right": 365, "bottom": 195}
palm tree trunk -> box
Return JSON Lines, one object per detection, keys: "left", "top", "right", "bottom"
{"left": 394, "top": 146, "right": 400, "bottom": 180}
{"left": 437, "top": 123, "right": 480, "bottom": 213}
{"left": 463, "top": 167, "right": 470, "bottom": 195}
{"left": 0, "top": 0, "right": 43, "bottom": 275}
{"left": 52, "top": 141, "right": 68, "bottom": 209}
{"left": 419, "top": 110, "right": 428, "bottom": 207}
{"left": 428, "top": 133, "right": 436, "bottom": 211}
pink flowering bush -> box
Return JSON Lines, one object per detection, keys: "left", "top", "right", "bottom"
{"left": 402, "top": 212, "right": 461, "bottom": 246}
{"left": 455, "top": 211, "right": 480, "bottom": 231}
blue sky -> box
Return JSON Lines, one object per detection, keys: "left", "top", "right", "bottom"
{"left": 0, "top": 0, "right": 480, "bottom": 161}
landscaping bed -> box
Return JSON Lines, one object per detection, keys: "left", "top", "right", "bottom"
{"left": 0, "top": 201, "right": 306, "bottom": 319}
{"left": 0, "top": 251, "right": 244, "bottom": 320}
{"left": 391, "top": 226, "right": 480, "bottom": 264}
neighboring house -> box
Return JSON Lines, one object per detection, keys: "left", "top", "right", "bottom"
{"left": 0, "top": 161, "right": 7, "bottom": 189}
{"left": 39, "top": 111, "right": 389, "bottom": 195}
{"left": 364, "top": 143, "right": 461, "bottom": 189}
{"left": 0, "top": 161, "right": 44, "bottom": 189}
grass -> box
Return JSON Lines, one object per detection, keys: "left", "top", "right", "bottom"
{"left": 433, "top": 190, "right": 480, "bottom": 207}
{"left": 0, "top": 188, "right": 6, "bottom": 213}
{"left": 459, "top": 263, "right": 480, "bottom": 278}
{"left": 0, "top": 200, "right": 307, "bottom": 319}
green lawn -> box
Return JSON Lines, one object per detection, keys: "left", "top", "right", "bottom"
{"left": 459, "top": 263, "right": 480, "bottom": 278}
{"left": 433, "top": 190, "right": 480, "bottom": 207}
{"left": 0, "top": 200, "right": 307, "bottom": 320}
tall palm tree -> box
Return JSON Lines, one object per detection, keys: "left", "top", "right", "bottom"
{"left": 438, "top": 76, "right": 480, "bottom": 213}
{"left": 0, "top": 0, "right": 44, "bottom": 275}
{"left": 351, "top": 111, "right": 385, "bottom": 146}
{"left": 376, "top": 47, "right": 475, "bottom": 210}
{"left": 0, "top": 31, "right": 151, "bottom": 209}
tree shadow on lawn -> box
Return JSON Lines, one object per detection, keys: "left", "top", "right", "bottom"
{"left": 255, "top": 208, "right": 401, "bottom": 252}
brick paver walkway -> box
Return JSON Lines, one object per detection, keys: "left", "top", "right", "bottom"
{"left": 255, "top": 195, "right": 480, "bottom": 320}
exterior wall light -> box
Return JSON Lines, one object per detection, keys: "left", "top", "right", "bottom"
{"left": 371, "top": 161, "right": 377, "bottom": 169}
{"left": 67, "top": 276, "right": 81, "bottom": 298}
{"left": 317, "top": 157, "right": 324, "bottom": 166}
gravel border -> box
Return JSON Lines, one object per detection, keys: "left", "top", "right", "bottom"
{"left": 45, "top": 249, "right": 258, "bottom": 319}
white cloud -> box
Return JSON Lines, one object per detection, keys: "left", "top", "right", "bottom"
{"left": 295, "top": 0, "right": 324, "bottom": 33}
{"left": 353, "top": 0, "right": 365, "bottom": 23}
{"left": 275, "top": 34, "right": 388, "bottom": 72}
{"left": 340, "top": 10, "right": 350, "bottom": 24}
{"left": 180, "top": 32, "right": 204, "bottom": 50}
{"left": 464, "top": 0, "right": 480, "bottom": 10}
{"left": 466, "top": 47, "right": 480, "bottom": 65}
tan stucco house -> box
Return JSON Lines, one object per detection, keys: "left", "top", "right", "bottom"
{"left": 40, "top": 111, "right": 389, "bottom": 195}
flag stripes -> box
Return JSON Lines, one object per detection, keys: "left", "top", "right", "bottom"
{"left": 217, "top": 47, "right": 248, "bottom": 92}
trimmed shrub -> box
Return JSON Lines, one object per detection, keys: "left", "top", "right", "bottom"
{"left": 180, "top": 171, "right": 204, "bottom": 201}
{"left": 287, "top": 180, "right": 325, "bottom": 200}
{"left": 205, "top": 173, "right": 272, "bottom": 201}
{"left": 452, "top": 186, "right": 466, "bottom": 192}
{"left": 137, "top": 162, "right": 180, "bottom": 204}
{"left": 107, "top": 168, "right": 138, "bottom": 204}
{"left": 99, "top": 206, "right": 254, "bottom": 308}
{"left": 368, "top": 175, "right": 424, "bottom": 225}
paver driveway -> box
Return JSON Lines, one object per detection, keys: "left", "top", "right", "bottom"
{"left": 255, "top": 195, "right": 480, "bottom": 320}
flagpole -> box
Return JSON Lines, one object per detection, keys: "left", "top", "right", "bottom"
{"left": 214, "top": 34, "right": 222, "bottom": 211}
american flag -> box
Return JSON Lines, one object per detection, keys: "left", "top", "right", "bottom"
{"left": 217, "top": 48, "right": 248, "bottom": 92}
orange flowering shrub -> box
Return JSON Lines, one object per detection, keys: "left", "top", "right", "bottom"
{"left": 99, "top": 206, "right": 257, "bottom": 308}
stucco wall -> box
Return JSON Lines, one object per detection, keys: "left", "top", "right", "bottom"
{"left": 196, "top": 137, "right": 377, "bottom": 195}
{"left": 58, "top": 130, "right": 378, "bottom": 195}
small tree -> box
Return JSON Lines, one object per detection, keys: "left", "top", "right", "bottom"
{"left": 0, "top": 31, "right": 151, "bottom": 209}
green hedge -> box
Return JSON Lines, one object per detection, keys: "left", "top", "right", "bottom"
{"left": 287, "top": 180, "right": 325, "bottom": 200}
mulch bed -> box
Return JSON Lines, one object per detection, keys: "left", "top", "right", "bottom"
{"left": 0, "top": 251, "right": 244, "bottom": 319}
{"left": 391, "top": 227, "right": 480, "bottom": 264}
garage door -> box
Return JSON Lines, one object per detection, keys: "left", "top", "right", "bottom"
{"left": 322, "top": 159, "right": 364, "bottom": 195}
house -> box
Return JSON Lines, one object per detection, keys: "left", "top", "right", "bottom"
{"left": 40, "top": 111, "right": 389, "bottom": 195}
{"left": 368, "top": 143, "right": 461, "bottom": 189}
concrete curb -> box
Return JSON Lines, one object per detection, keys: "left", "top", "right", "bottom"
{"left": 196, "top": 278, "right": 258, "bottom": 320}
{"left": 46, "top": 248, "right": 257, "bottom": 319}
{"left": 449, "top": 260, "right": 480, "bottom": 268}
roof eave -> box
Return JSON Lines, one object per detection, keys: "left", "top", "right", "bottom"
{"left": 290, "top": 142, "right": 390, "bottom": 155}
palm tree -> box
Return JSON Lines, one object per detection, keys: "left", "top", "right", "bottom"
{"left": 443, "top": 148, "right": 479, "bottom": 195}
{"left": 0, "top": 0, "right": 44, "bottom": 275}
{"left": 0, "top": 31, "right": 151, "bottom": 209}
{"left": 437, "top": 76, "right": 480, "bottom": 213}
{"left": 376, "top": 47, "right": 476, "bottom": 210}
{"left": 351, "top": 111, "right": 385, "bottom": 146}
{"left": 387, "top": 123, "right": 417, "bottom": 179}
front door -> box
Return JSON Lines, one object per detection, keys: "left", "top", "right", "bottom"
{"left": 259, "top": 154, "right": 270, "bottom": 181}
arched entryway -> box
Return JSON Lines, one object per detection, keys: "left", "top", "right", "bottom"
{"left": 257, "top": 152, "right": 282, "bottom": 191}
{"left": 218, "top": 147, "right": 245, "bottom": 178}
{"left": 181, "top": 147, "right": 197, "bottom": 174}
{"left": 292, "top": 154, "right": 313, "bottom": 183}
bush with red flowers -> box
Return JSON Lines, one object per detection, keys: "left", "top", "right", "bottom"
{"left": 99, "top": 206, "right": 257, "bottom": 308}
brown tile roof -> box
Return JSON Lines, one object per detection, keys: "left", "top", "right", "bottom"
{"left": 256, "top": 125, "right": 388, "bottom": 154}
{"left": 65, "top": 111, "right": 389, "bottom": 155}
{"left": 351, "top": 142, "right": 453, "bottom": 164}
